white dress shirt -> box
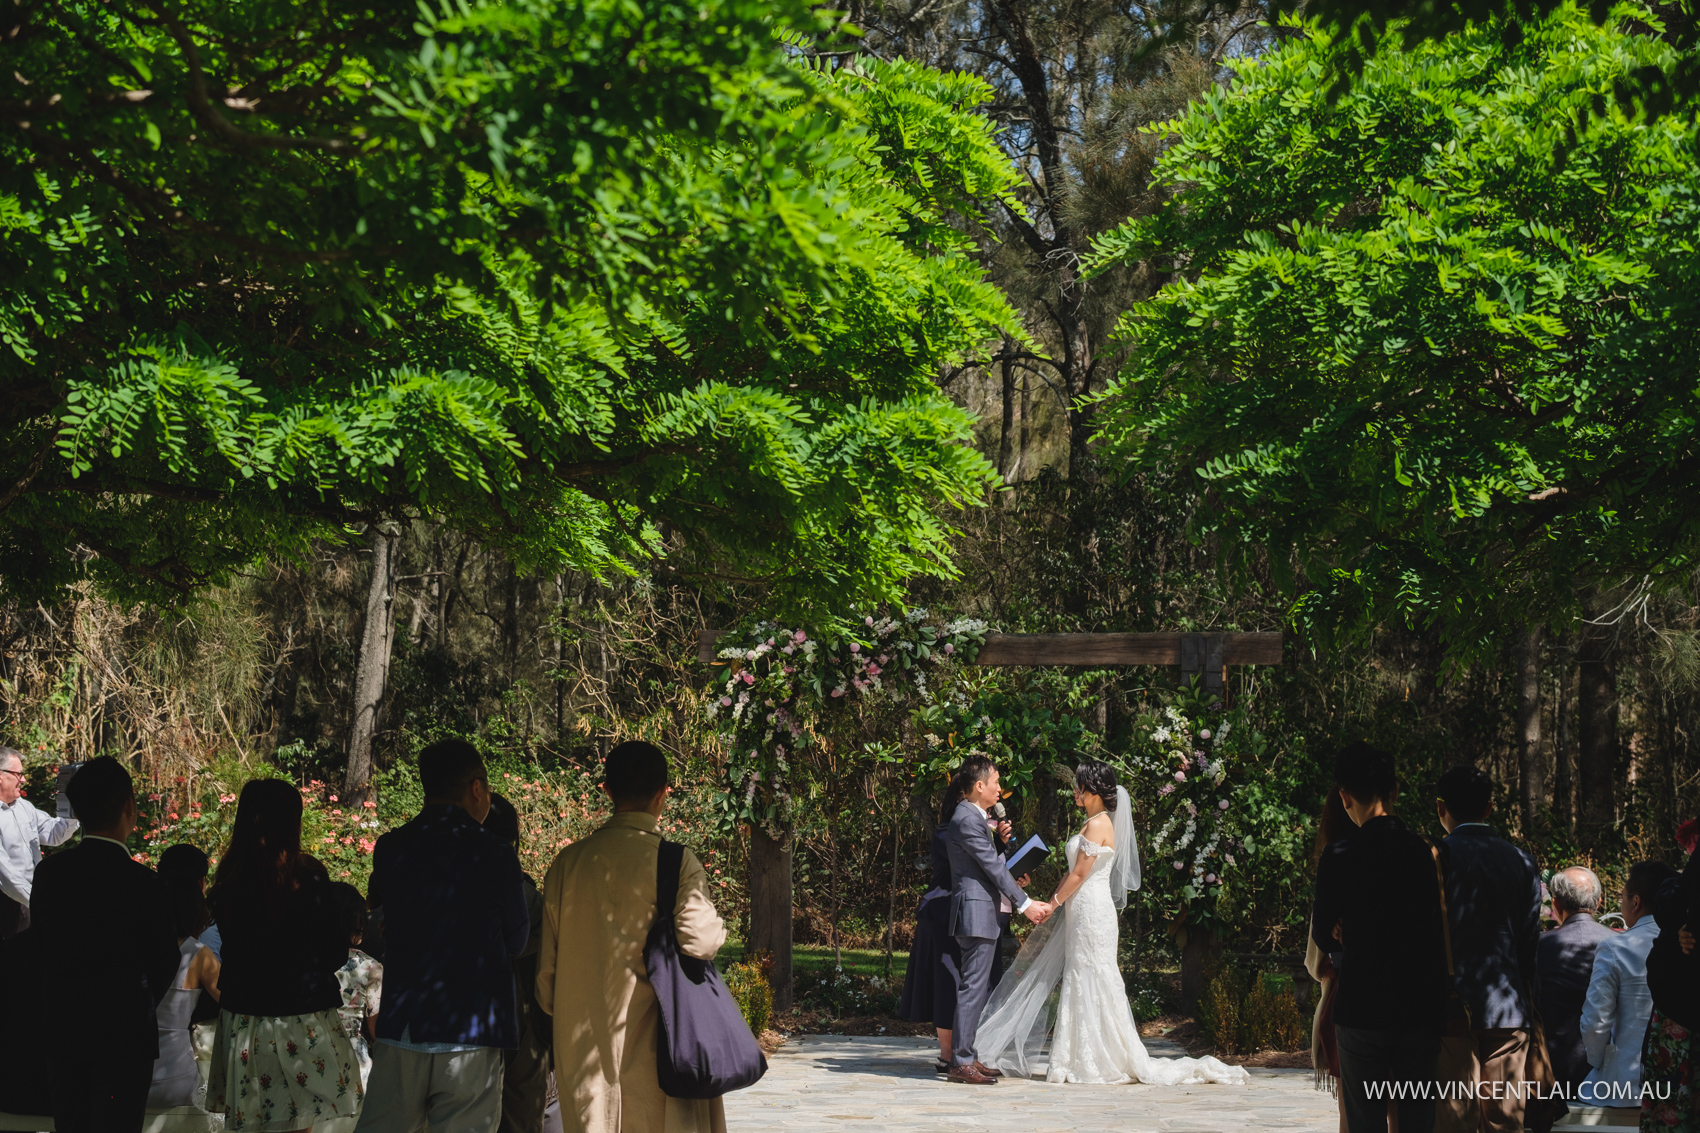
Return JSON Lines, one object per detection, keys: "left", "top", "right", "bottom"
{"left": 0, "top": 795, "right": 80, "bottom": 907}
{"left": 1581, "top": 915, "right": 1659, "bottom": 1104}
{"left": 967, "top": 800, "right": 1029, "bottom": 914}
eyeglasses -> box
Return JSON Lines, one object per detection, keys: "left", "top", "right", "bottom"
{"left": 0, "top": 768, "right": 23, "bottom": 780}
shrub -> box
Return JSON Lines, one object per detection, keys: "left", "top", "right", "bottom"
{"left": 724, "top": 961, "right": 773, "bottom": 1035}
{"left": 795, "top": 965, "right": 899, "bottom": 1017}
{"left": 1197, "top": 965, "right": 1308, "bottom": 1054}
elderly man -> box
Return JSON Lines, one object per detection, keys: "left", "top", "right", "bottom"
{"left": 1538, "top": 865, "right": 1616, "bottom": 1092}
{"left": 1579, "top": 860, "right": 1676, "bottom": 1118}
{"left": 0, "top": 746, "right": 79, "bottom": 939}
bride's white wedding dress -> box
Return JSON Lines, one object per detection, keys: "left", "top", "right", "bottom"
{"left": 976, "top": 810, "right": 1250, "bottom": 1087}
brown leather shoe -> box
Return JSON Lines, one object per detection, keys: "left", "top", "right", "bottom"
{"left": 947, "top": 1064, "right": 997, "bottom": 1085}
{"left": 972, "top": 1062, "right": 1004, "bottom": 1079}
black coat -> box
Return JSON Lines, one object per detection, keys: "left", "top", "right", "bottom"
{"left": 31, "top": 838, "right": 179, "bottom": 1057}
{"left": 1648, "top": 853, "right": 1700, "bottom": 1029}
{"left": 1442, "top": 825, "right": 1542, "bottom": 1029}
{"left": 1311, "top": 814, "right": 1449, "bottom": 1034}
{"left": 212, "top": 860, "right": 347, "bottom": 1018}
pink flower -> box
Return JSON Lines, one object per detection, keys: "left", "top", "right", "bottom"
{"left": 741, "top": 671, "right": 755, "bottom": 685}
{"left": 794, "top": 631, "right": 807, "bottom": 643}
{"left": 831, "top": 688, "right": 844, "bottom": 698}
{"left": 720, "top": 697, "right": 733, "bottom": 707}
{"left": 363, "top": 801, "right": 376, "bottom": 809}
{"left": 943, "top": 643, "right": 955, "bottom": 654}
{"left": 849, "top": 643, "right": 860, "bottom": 653}
{"left": 168, "top": 812, "right": 178, "bottom": 820}
{"left": 329, "top": 794, "right": 338, "bottom": 802}
{"left": 1205, "top": 873, "right": 1217, "bottom": 884}
{"left": 865, "top": 616, "right": 874, "bottom": 626}
{"left": 1173, "top": 861, "right": 1184, "bottom": 870}
{"left": 866, "top": 664, "right": 881, "bottom": 676}
{"left": 1157, "top": 784, "right": 1175, "bottom": 797}
{"left": 1218, "top": 799, "right": 1230, "bottom": 810}
{"left": 1199, "top": 729, "right": 1212, "bottom": 740}
{"left": 1173, "top": 770, "right": 1187, "bottom": 782}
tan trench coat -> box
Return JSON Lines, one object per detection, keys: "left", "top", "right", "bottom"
{"left": 537, "top": 811, "right": 728, "bottom": 1133}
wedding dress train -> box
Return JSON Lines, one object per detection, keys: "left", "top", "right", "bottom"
{"left": 976, "top": 805, "right": 1250, "bottom": 1087}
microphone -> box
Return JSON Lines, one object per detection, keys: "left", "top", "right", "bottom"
{"left": 989, "top": 801, "right": 1011, "bottom": 849}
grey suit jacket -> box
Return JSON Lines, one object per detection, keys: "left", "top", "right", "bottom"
{"left": 1442, "top": 825, "right": 1542, "bottom": 1029}
{"left": 1540, "top": 912, "right": 1617, "bottom": 1087}
{"left": 945, "top": 800, "right": 1026, "bottom": 939}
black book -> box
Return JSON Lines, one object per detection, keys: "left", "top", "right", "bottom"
{"left": 1005, "top": 834, "right": 1049, "bottom": 879}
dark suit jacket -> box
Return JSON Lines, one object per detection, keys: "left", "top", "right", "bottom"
{"left": 945, "top": 800, "right": 1024, "bottom": 940}
{"left": 1538, "top": 912, "right": 1616, "bottom": 1087}
{"left": 0, "top": 930, "right": 51, "bottom": 1114}
{"left": 369, "top": 805, "right": 529, "bottom": 1047}
{"left": 1442, "top": 824, "right": 1542, "bottom": 1029}
{"left": 1311, "top": 814, "right": 1448, "bottom": 1033}
{"left": 30, "top": 837, "right": 179, "bottom": 1058}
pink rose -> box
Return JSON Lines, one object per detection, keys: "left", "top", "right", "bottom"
{"left": 944, "top": 643, "right": 955, "bottom": 654}
{"left": 1218, "top": 799, "right": 1230, "bottom": 810}
{"left": 1174, "top": 770, "right": 1187, "bottom": 782}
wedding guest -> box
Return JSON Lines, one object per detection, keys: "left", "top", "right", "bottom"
{"left": 1538, "top": 865, "right": 1614, "bottom": 1091}
{"left": 483, "top": 792, "right": 552, "bottom": 1133}
{"left": 1311, "top": 741, "right": 1448, "bottom": 1133}
{"left": 158, "top": 842, "right": 222, "bottom": 960}
{"left": 1431, "top": 763, "right": 1543, "bottom": 1133}
{"left": 31, "top": 756, "right": 179, "bottom": 1133}
{"left": 207, "top": 778, "right": 362, "bottom": 1133}
{"left": 537, "top": 740, "right": 726, "bottom": 1132}
{"left": 147, "top": 859, "right": 222, "bottom": 1108}
{"left": 0, "top": 745, "right": 79, "bottom": 939}
{"left": 331, "top": 881, "right": 383, "bottom": 1090}
{"left": 1579, "top": 860, "right": 1675, "bottom": 1120}
{"left": 1645, "top": 826, "right": 1700, "bottom": 1130}
{"left": 1305, "top": 786, "right": 1351, "bottom": 1128}
{"left": 900, "top": 778, "right": 969, "bottom": 1074}
{"left": 0, "top": 928, "right": 52, "bottom": 1115}
{"left": 359, "top": 739, "right": 528, "bottom": 1133}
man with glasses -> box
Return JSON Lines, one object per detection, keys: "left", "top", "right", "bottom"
{"left": 0, "top": 745, "right": 79, "bottom": 939}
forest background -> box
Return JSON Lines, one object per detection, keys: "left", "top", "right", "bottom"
{"left": 4, "top": 0, "right": 1697, "bottom": 1037}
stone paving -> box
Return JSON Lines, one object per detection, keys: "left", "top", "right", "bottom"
{"left": 724, "top": 1034, "right": 1336, "bottom": 1132}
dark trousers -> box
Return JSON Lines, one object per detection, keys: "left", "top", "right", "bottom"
{"left": 0, "top": 897, "right": 27, "bottom": 941}
{"left": 1336, "top": 1024, "right": 1441, "bottom": 1133}
{"left": 951, "top": 935, "right": 998, "bottom": 1067}
{"left": 50, "top": 1052, "right": 152, "bottom": 1133}
{"left": 500, "top": 1034, "right": 551, "bottom": 1133}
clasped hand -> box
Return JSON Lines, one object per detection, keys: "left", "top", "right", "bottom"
{"left": 1026, "top": 899, "right": 1054, "bottom": 924}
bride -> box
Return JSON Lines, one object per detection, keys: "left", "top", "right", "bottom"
{"left": 975, "top": 760, "right": 1249, "bottom": 1087}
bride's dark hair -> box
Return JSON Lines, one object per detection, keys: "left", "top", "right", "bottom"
{"left": 1074, "top": 760, "right": 1119, "bottom": 810}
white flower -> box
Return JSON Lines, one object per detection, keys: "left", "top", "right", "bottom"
{"left": 1152, "top": 726, "right": 1172, "bottom": 743}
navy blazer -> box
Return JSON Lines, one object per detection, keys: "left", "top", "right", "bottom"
{"left": 369, "top": 805, "right": 530, "bottom": 1047}
{"left": 944, "top": 800, "right": 1024, "bottom": 940}
{"left": 1442, "top": 824, "right": 1542, "bottom": 1029}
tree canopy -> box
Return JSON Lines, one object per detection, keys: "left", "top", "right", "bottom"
{"left": 3, "top": 0, "right": 1019, "bottom": 614}
{"left": 1092, "top": 2, "right": 1700, "bottom": 653}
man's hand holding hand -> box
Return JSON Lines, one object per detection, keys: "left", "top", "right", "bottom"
{"left": 1025, "top": 900, "right": 1052, "bottom": 924}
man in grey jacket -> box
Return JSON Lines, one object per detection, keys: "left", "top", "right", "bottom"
{"left": 945, "top": 755, "right": 1049, "bottom": 1086}
{"left": 1540, "top": 865, "right": 1617, "bottom": 1092}
{"left": 1434, "top": 764, "right": 1543, "bottom": 1133}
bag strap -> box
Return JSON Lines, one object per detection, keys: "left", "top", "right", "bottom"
{"left": 656, "top": 839, "right": 685, "bottom": 923}
{"left": 1431, "top": 843, "right": 1457, "bottom": 978}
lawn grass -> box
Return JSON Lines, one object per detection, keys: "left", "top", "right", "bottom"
{"left": 717, "top": 938, "right": 910, "bottom": 981}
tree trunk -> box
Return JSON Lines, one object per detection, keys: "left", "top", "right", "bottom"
{"left": 1554, "top": 651, "right": 1574, "bottom": 834}
{"left": 749, "top": 825, "right": 795, "bottom": 1013}
{"left": 1577, "top": 645, "right": 1618, "bottom": 853}
{"left": 997, "top": 340, "right": 1016, "bottom": 480}
{"left": 1517, "top": 625, "right": 1545, "bottom": 841}
{"left": 345, "top": 522, "right": 399, "bottom": 804}
{"left": 1180, "top": 926, "right": 1221, "bottom": 1013}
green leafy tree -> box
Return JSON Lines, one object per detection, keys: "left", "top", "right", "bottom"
{"left": 1093, "top": 3, "right": 1700, "bottom": 656}
{"left": 3, "top": 1, "right": 1018, "bottom": 612}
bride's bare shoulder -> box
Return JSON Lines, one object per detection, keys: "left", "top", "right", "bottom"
{"left": 1083, "top": 810, "right": 1115, "bottom": 848}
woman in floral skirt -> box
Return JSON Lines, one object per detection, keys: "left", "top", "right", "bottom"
{"left": 1645, "top": 819, "right": 1700, "bottom": 1132}
{"left": 208, "top": 779, "right": 363, "bottom": 1133}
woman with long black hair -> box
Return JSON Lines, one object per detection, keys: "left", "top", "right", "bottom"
{"left": 206, "top": 779, "right": 361, "bottom": 1133}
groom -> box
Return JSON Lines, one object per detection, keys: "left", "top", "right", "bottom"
{"left": 946, "top": 755, "right": 1051, "bottom": 1085}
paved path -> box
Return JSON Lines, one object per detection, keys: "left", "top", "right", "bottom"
{"left": 724, "top": 1034, "right": 1335, "bottom": 1132}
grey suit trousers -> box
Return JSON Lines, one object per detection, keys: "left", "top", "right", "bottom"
{"left": 952, "top": 935, "right": 999, "bottom": 1067}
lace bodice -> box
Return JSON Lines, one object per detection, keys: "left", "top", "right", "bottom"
{"left": 1064, "top": 832, "right": 1117, "bottom": 876}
